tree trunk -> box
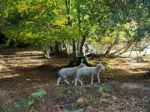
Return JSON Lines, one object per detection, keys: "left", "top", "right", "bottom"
{"left": 128, "top": 49, "right": 133, "bottom": 57}
{"left": 111, "top": 47, "right": 125, "bottom": 55}
{"left": 104, "top": 44, "right": 113, "bottom": 57}
{"left": 0, "top": 32, "right": 5, "bottom": 44}
{"left": 104, "top": 35, "right": 119, "bottom": 57}
{"left": 129, "top": 41, "right": 139, "bottom": 58}
{"left": 104, "top": 37, "right": 118, "bottom": 57}
{"left": 118, "top": 41, "right": 133, "bottom": 55}
{"left": 65, "top": 0, "right": 92, "bottom": 66}
{"left": 45, "top": 47, "right": 50, "bottom": 58}
{"left": 54, "top": 42, "right": 61, "bottom": 54}
{"left": 78, "top": 35, "right": 92, "bottom": 66}
{"left": 79, "top": 35, "right": 87, "bottom": 57}
{"left": 71, "top": 39, "right": 78, "bottom": 66}
{"left": 112, "top": 41, "right": 133, "bottom": 55}
{"left": 73, "top": 34, "right": 93, "bottom": 66}
{"left": 64, "top": 0, "right": 77, "bottom": 66}
{"left": 68, "top": 35, "right": 92, "bottom": 66}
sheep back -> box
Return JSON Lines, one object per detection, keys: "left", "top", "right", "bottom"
{"left": 58, "top": 67, "right": 78, "bottom": 78}
{"left": 76, "top": 67, "right": 97, "bottom": 78}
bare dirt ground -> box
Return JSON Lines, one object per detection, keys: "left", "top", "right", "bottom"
{"left": 0, "top": 48, "right": 150, "bottom": 112}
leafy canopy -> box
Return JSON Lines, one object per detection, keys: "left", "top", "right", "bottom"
{"left": 0, "top": 0, "right": 149, "bottom": 47}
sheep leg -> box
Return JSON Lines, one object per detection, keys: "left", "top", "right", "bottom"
{"left": 56, "top": 77, "right": 62, "bottom": 85}
{"left": 97, "top": 71, "right": 101, "bottom": 83}
{"left": 75, "top": 79, "right": 78, "bottom": 86}
{"left": 71, "top": 79, "right": 75, "bottom": 84}
{"left": 64, "top": 79, "right": 70, "bottom": 85}
{"left": 97, "top": 75, "right": 101, "bottom": 83}
{"left": 78, "top": 79, "right": 83, "bottom": 86}
{"left": 91, "top": 77, "right": 94, "bottom": 85}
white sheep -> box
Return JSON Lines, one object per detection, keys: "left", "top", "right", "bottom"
{"left": 75, "top": 64, "right": 105, "bottom": 86}
{"left": 56, "top": 63, "right": 87, "bottom": 85}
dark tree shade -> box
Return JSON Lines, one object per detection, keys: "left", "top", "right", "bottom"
{"left": 0, "top": 33, "right": 5, "bottom": 44}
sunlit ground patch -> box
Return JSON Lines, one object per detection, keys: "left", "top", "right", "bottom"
{"left": 0, "top": 73, "right": 20, "bottom": 79}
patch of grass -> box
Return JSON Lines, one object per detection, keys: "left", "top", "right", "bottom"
{"left": 87, "top": 93, "right": 96, "bottom": 100}
{"left": 15, "top": 88, "right": 47, "bottom": 112}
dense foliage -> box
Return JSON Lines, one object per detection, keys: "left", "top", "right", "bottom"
{"left": 0, "top": 0, "right": 150, "bottom": 57}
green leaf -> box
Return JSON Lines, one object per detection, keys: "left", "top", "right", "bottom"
{"left": 31, "top": 89, "right": 46, "bottom": 98}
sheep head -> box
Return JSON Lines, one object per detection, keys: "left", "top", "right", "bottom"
{"left": 96, "top": 64, "right": 105, "bottom": 72}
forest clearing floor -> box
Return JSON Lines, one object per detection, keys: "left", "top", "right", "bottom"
{"left": 0, "top": 48, "right": 150, "bottom": 112}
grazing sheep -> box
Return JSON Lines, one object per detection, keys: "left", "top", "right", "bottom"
{"left": 56, "top": 63, "right": 87, "bottom": 85}
{"left": 75, "top": 64, "right": 105, "bottom": 86}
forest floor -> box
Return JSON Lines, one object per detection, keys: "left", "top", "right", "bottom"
{"left": 0, "top": 48, "right": 150, "bottom": 112}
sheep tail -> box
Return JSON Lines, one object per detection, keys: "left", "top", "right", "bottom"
{"left": 58, "top": 71, "right": 61, "bottom": 77}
